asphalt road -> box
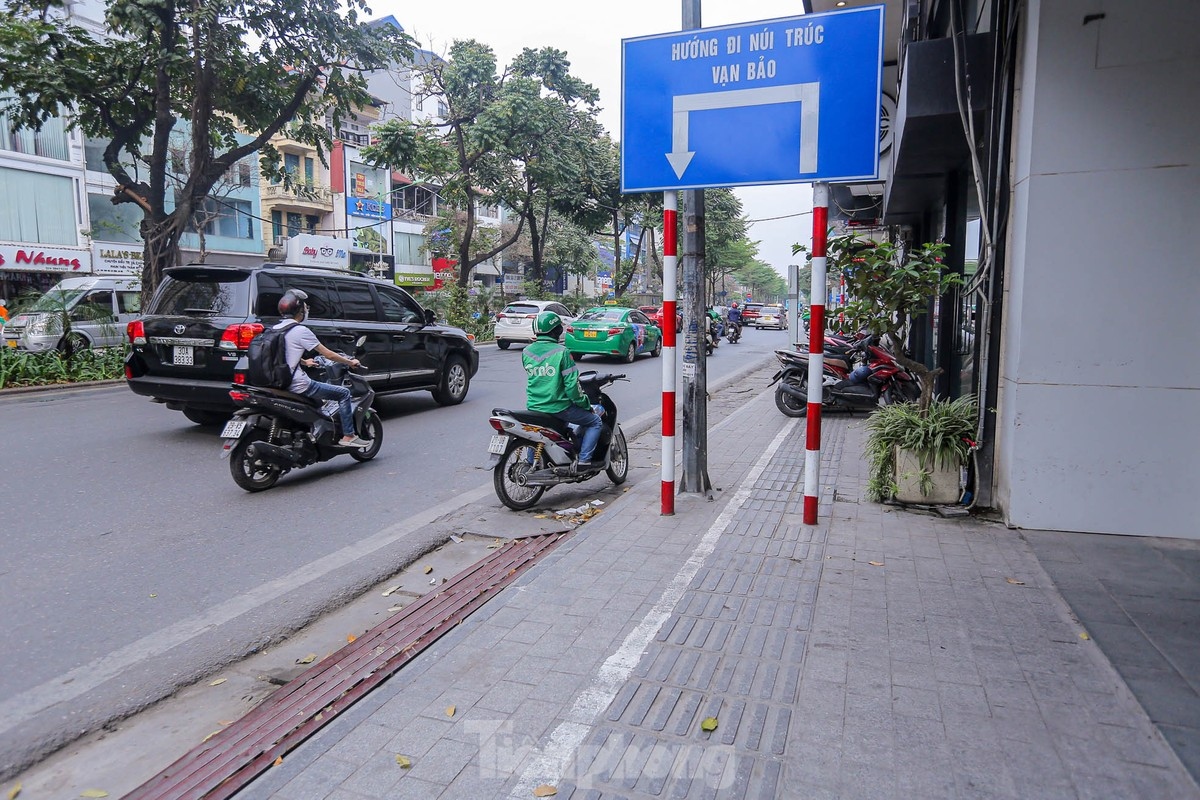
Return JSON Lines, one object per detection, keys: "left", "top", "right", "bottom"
{"left": 0, "top": 325, "right": 793, "bottom": 775}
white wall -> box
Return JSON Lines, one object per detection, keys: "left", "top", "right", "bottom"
{"left": 996, "top": 0, "right": 1200, "bottom": 536}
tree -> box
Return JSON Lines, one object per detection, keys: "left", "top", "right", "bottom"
{"left": 0, "top": 0, "right": 412, "bottom": 298}
{"left": 362, "top": 41, "right": 598, "bottom": 293}
{"left": 794, "top": 233, "right": 960, "bottom": 408}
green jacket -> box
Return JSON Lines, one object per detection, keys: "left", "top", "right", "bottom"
{"left": 522, "top": 335, "right": 590, "bottom": 413}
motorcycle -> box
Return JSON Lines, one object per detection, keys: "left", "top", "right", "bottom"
{"left": 705, "top": 317, "right": 721, "bottom": 355}
{"left": 770, "top": 337, "right": 921, "bottom": 417}
{"left": 221, "top": 354, "right": 383, "bottom": 491}
{"left": 726, "top": 319, "right": 742, "bottom": 344}
{"left": 485, "top": 372, "right": 629, "bottom": 510}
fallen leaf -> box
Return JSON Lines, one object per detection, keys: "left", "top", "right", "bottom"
{"left": 202, "top": 730, "right": 222, "bottom": 743}
{"left": 388, "top": 605, "right": 404, "bottom": 613}
{"left": 423, "top": 565, "right": 433, "bottom": 574}
{"left": 209, "top": 677, "right": 226, "bottom": 686}
{"left": 296, "top": 654, "right": 316, "bottom": 665}
{"left": 382, "top": 585, "right": 402, "bottom": 597}
{"left": 273, "top": 756, "right": 283, "bottom": 766}
{"left": 347, "top": 634, "right": 357, "bottom": 643}
{"left": 534, "top": 514, "right": 549, "bottom": 519}
{"left": 1079, "top": 632, "right": 1091, "bottom": 641}
{"left": 395, "top": 754, "right": 412, "bottom": 768}
{"left": 80, "top": 792, "right": 109, "bottom": 799}
{"left": 868, "top": 561, "right": 884, "bottom": 567}
{"left": 8, "top": 783, "right": 21, "bottom": 799}
{"left": 445, "top": 705, "right": 456, "bottom": 717}
{"left": 700, "top": 717, "right": 718, "bottom": 732}
{"left": 149, "top": 594, "right": 157, "bottom": 598}
{"left": 533, "top": 786, "right": 557, "bottom": 797}
{"left": 1005, "top": 578, "right": 1025, "bottom": 585}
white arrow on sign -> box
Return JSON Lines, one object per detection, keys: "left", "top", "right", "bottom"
{"left": 666, "top": 82, "right": 820, "bottom": 179}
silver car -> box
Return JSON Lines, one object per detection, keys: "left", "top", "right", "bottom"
{"left": 3, "top": 275, "right": 141, "bottom": 354}
{"left": 493, "top": 300, "right": 575, "bottom": 349}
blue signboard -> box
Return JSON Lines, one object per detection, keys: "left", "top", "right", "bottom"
{"left": 347, "top": 196, "right": 393, "bottom": 220}
{"left": 621, "top": 6, "right": 884, "bottom": 192}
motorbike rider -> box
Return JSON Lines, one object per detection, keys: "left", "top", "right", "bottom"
{"left": 276, "top": 289, "right": 371, "bottom": 448}
{"left": 727, "top": 301, "right": 743, "bottom": 336}
{"left": 522, "top": 311, "right": 603, "bottom": 470}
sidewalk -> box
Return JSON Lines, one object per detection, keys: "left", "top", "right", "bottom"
{"left": 239, "top": 383, "right": 1199, "bottom": 799}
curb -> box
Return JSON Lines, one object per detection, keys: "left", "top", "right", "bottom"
{"left": 0, "top": 378, "right": 125, "bottom": 397}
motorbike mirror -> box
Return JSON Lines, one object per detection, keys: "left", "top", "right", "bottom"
{"left": 424, "top": 308, "right": 436, "bottom": 325}
{"left": 355, "top": 336, "right": 367, "bottom": 348}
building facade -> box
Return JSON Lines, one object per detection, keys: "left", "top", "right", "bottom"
{"left": 809, "top": 0, "right": 1198, "bottom": 538}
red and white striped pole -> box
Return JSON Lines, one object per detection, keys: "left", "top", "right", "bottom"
{"left": 660, "top": 191, "right": 678, "bottom": 515}
{"left": 803, "top": 183, "right": 829, "bottom": 525}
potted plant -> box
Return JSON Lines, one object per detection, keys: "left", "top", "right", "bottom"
{"left": 793, "top": 233, "right": 973, "bottom": 503}
{"left": 864, "top": 394, "right": 977, "bottom": 502}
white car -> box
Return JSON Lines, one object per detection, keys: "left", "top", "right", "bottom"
{"left": 755, "top": 305, "right": 788, "bottom": 330}
{"left": 493, "top": 300, "right": 575, "bottom": 349}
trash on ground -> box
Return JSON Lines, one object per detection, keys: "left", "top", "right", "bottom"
{"left": 395, "top": 754, "right": 412, "bottom": 768}
{"left": 701, "top": 716, "right": 718, "bottom": 732}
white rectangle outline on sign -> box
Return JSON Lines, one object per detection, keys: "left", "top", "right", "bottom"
{"left": 620, "top": 5, "right": 885, "bottom": 193}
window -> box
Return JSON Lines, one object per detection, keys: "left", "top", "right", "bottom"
{"left": 549, "top": 304, "right": 571, "bottom": 317}
{"left": 377, "top": 286, "right": 424, "bottom": 324}
{"left": 238, "top": 163, "right": 251, "bottom": 188}
{"left": 0, "top": 167, "right": 77, "bottom": 245}
{"left": 286, "top": 212, "right": 302, "bottom": 238}
{"left": 187, "top": 197, "right": 255, "bottom": 240}
{"left": 437, "top": 99, "right": 448, "bottom": 118}
{"left": 271, "top": 210, "right": 283, "bottom": 240}
{"left": 335, "top": 281, "right": 378, "bottom": 322}
{"left": 72, "top": 290, "right": 114, "bottom": 321}
{"left": 282, "top": 276, "right": 339, "bottom": 319}
{"left": 89, "top": 193, "right": 142, "bottom": 244}
{"left": 305, "top": 215, "right": 318, "bottom": 234}
{"left": 394, "top": 231, "right": 425, "bottom": 265}
{"left": 118, "top": 291, "right": 142, "bottom": 314}
{"left": 150, "top": 271, "right": 252, "bottom": 317}
{"left": 0, "top": 94, "right": 69, "bottom": 161}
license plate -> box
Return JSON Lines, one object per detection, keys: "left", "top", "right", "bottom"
{"left": 220, "top": 419, "right": 247, "bottom": 438}
{"left": 583, "top": 330, "right": 598, "bottom": 338}
{"left": 487, "top": 434, "right": 509, "bottom": 455}
{"left": 4, "top": 340, "right": 15, "bottom": 348}
{"left": 173, "top": 345, "right": 194, "bottom": 366}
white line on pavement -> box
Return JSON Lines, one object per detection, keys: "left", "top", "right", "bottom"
{"left": 508, "top": 415, "right": 800, "bottom": 798}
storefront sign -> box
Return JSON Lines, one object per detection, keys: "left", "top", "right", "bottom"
{"left": 347, "top": 196, "right": 392, "bottom": 220}
{"left": 285, "top": 234, "right": 351, "bottom": 269}
{"left": 0, "top": 244, "right": 90, "bottom": 272}
{"left": 395, "top": 269, "right": 435, "bottom": 287}
{"left": 92, "top": 243, "right": 143, "bottom": 274}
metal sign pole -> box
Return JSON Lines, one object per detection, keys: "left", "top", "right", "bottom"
{"left": 803, "top": 182, "right": 829, "bottom": 525}
{"left": 661, "top": 191, "right": 678, "bottom": 515}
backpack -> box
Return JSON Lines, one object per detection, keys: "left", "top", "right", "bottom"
{"left": 245, "top": 322, "right": 298, "bottom": 389}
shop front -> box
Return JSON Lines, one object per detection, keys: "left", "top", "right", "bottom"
{"left": 0, "top": 243, "right": 92, "bottom": 307}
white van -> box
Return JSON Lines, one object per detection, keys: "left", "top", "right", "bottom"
{"left": 3, "top": 275, "right": 141, "bottom": 354}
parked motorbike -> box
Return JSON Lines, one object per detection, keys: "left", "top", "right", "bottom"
{"left": 485, "top": 372, "right": 629, "bottom": 510}
{"left": 770, "top": 337, "right": 921, "bottom": 417}
{"left": 221, "top": 354, "right": 383, "bottom": 491}
{"left": 705, "top": 318, "right": 721, "bottom": 355}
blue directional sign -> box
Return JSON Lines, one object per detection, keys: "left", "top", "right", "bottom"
{"left": 621, "top": 6, "right": 884, "bottom": 192}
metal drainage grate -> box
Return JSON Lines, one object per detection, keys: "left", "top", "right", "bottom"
{"left": 126, "top": 532, "right": 568, "bottom": 800}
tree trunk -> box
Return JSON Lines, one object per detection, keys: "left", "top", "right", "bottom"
{"left": 140, "top": 217, "right": 184, "bottom": 301}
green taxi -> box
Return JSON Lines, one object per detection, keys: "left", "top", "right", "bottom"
{"left": 565, "top": 306, "right": 662, "bottom": 363}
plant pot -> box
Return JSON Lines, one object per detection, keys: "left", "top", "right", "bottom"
{"left": 893, "top": 446, "right": 962, "bottom": 504}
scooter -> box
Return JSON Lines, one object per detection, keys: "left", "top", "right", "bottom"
{"left": 705, "top": 318, "right": 721, "bottom": 355}
{"left": 770, "top": 337, "right": 921, "bottom": 417}
{"left": 726, "top": 319, "right": 742, "bottom": 343}
{"left": 485, "top": 372, "right": 629, "bottom": 510}
{"left": 220, "top": 355, "right": 382, "bottom": 491}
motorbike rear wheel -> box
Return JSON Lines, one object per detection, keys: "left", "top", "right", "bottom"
{"left": 774, "top": 375, "right": 808, "bottom": 418}
{"left": 606, "top": 427, "right": 629, "bottom": 485}
{"left": 494, "top": 441, "right": 546, "bottom": 510}
{"left": 349, "top": 412, "right": 384, "bottom": 462}
{"left": 230, "top": 435, "right": 282, "bottom": 492}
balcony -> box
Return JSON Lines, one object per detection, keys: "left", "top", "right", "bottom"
{"left": 262, "top": 182, "right": 334, "bottom": 213}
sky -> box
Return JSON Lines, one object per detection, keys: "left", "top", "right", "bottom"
{"left": 377, "top": 0, "right": 817, "bottom": 277}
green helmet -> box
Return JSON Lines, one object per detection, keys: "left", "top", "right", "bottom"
{"left": 533, "top": 310, "right": 562, "bottom": 338}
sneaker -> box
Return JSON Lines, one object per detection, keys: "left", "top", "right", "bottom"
{"left": 339, "top": 436, "right": 372, "bottom": 448}
{"left": 576, "top": 459, "right": 598, "bottom": 471}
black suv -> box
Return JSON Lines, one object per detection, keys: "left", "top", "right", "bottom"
{"left": 125, "top": 263, "right": 479, "bottom": 424}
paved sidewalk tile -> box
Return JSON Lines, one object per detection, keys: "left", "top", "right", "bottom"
{"left": 239, "top": 387, "right": 1199, "bottom": 800}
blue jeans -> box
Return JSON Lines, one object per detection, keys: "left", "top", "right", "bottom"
{"left": 303, "top": 380, "right": 355, "bottom": 437}
{"left": 555, "top": 404, "right": 603, "bottom": 462}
